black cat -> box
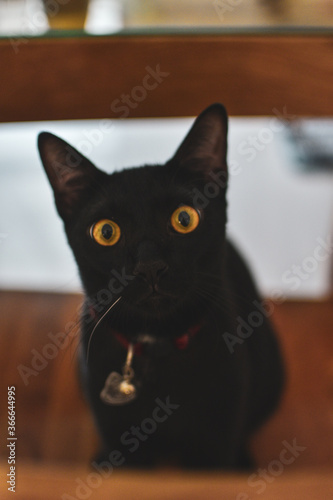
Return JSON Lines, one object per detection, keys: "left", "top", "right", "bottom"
{"left": 38, "top": 103, "right": 284, "bottom": 469}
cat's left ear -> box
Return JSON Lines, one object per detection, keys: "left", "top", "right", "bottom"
{"left": 170, "top": 103, "right": 228, "bottom": 181}
{"left": 38, "top": 132, "right": 108, "bottom": 221}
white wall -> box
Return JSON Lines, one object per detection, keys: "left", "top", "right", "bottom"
{"left": 0, "top": 117, "right": 332, "bottom": 298}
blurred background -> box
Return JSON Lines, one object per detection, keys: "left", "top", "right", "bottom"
{"left": 1, "top": 1, "right": 333, "bottom": 499}
{"left": 1, "top": 0, "right": 333, "bottom": 35}
{"left": 1, "top": 117, "right": 333, "bottom": 299}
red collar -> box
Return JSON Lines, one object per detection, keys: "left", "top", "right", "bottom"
{"left": 113, "top": 323, "right": 202, "bottom": 356}
{"left": 88, "top": 304, "right": 202, "bottom": 355}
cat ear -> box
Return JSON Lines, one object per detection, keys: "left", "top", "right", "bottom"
{"left": 171, "top": 103, "right": 228, "bottom": 181}
{"left": 38, "top": 132, "right": 107, "bottom": 221}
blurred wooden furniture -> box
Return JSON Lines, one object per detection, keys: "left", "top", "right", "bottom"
{"left": 0, "top": 292, "right": 333, "bottom": 500}
{"left": 1, "top": 461, "right": 332, "bottom": 500}
{"left": 1, "top": 291, "right": 333, "bottom": 497}
{"left": 1, "top": 291, "right": 333, "bottom": 467}
{"left": 0, "top": 31, "right": 333, "bottom": 122}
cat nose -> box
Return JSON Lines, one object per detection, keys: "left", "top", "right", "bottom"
{"left": 134, "top": 240, "right": 168, "bottom": 285}
{"left": 133, "top": 260, "right": 168, "bottom": 285}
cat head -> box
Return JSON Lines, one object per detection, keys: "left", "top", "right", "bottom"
{"left": 38, "top": 104, "right": 228, "bottom": 327}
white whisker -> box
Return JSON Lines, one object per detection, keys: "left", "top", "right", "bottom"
{"left": 86, "top": 296, "right": 122, "bottom": 364}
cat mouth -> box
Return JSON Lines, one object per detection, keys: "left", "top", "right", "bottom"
{"left": 135, "top": 288, "right": 178, "bottom": 306}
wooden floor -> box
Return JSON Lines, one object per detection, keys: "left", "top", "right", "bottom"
{"left": 1, "top": 291, "right": 333, "bottom": 498}
{"left": 1, "top": 463, "right": 333, "bottom": 500}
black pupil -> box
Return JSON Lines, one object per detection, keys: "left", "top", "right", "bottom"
{"left": 101, "top": 223, "right": 113, "bottom": 240}
{"left": 178, "top": 210, "right": 191, "bottom": 227}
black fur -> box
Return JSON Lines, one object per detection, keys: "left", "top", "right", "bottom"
{"left": 38, "top": 104, "right": 284, "bottom": 469}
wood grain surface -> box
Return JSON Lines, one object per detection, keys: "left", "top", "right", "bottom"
{"left": 1, "top": 462, "right": 332, "bottom": 500}
{"left": 1, "top": 34, "right": 333, "bottom": 122}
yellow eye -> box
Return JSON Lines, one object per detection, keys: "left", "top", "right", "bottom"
{"left": 170, "top": 206, "right": 200, "bottom": 234}
{"left": 90, "top": 219, "right": 121, "bottom": 246}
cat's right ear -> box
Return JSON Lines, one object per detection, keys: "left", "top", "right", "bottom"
{"left": 38, "top": 132, "right": 107, "bottom": 221}
{"left": 170, "top": 103, "right": 228, "bottom": 184}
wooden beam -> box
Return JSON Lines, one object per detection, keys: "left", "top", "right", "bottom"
{"left": 1, "top": 33, "right": 332, "bottom": 122}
